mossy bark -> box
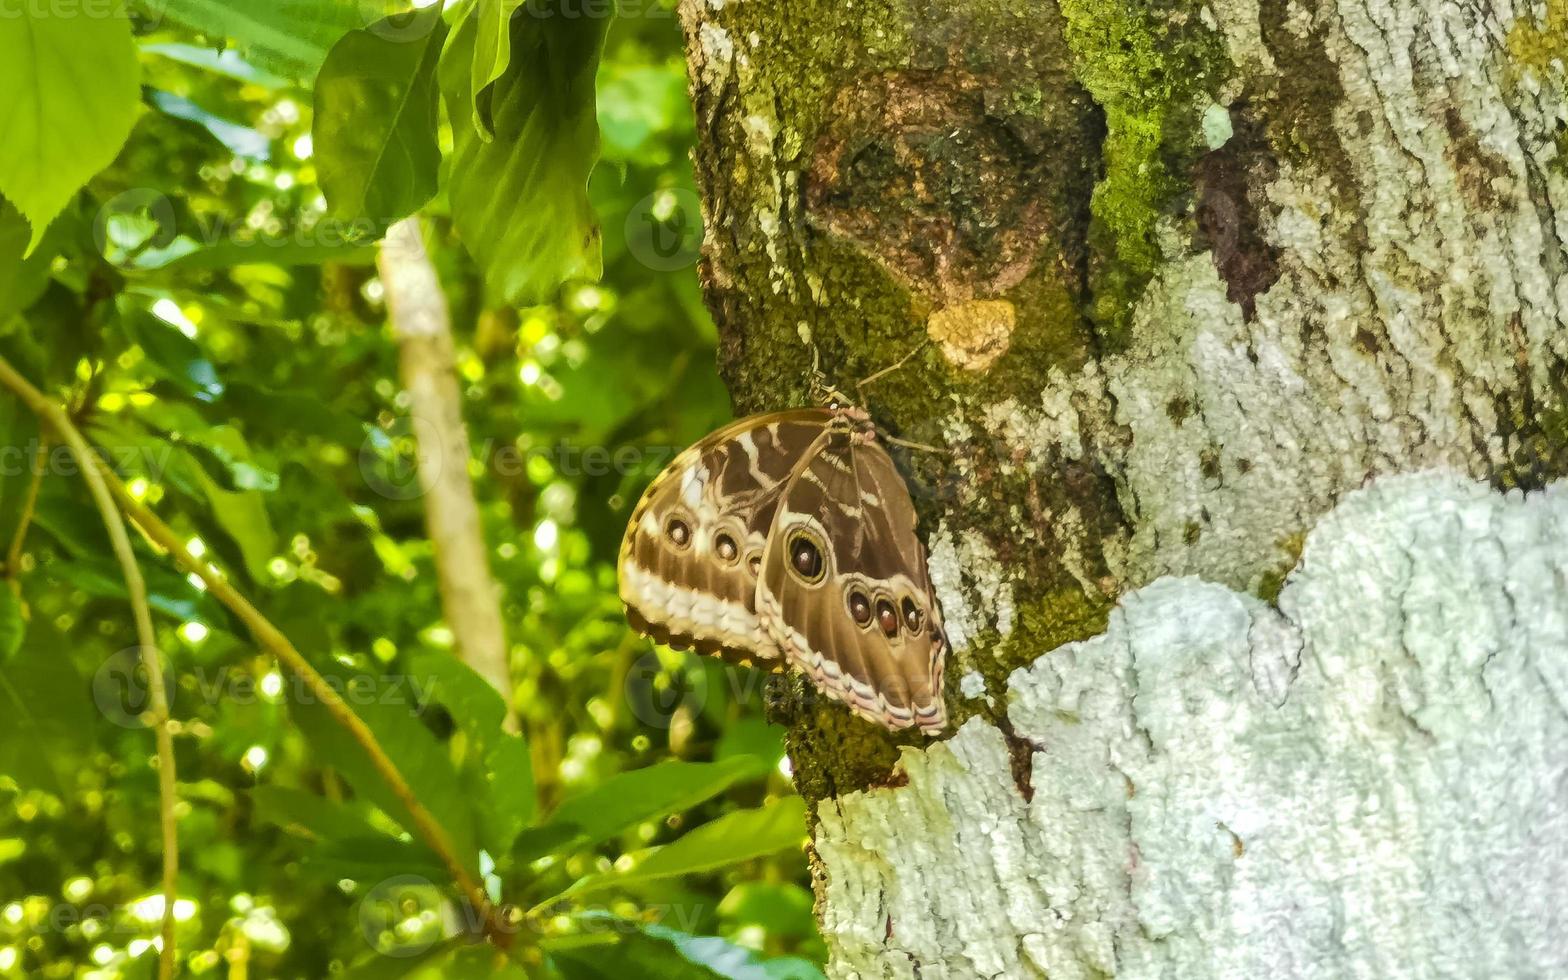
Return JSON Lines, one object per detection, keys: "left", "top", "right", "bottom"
{"left": 678, "top": 0, "right": 1568, "bottom": 974}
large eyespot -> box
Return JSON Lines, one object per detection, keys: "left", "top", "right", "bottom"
{"left": 901, "top": 597, "right": 924, "bottom": 634}
{"left": 665, "top": 517, "right": 691, "bottom": 549}
{"left": 875, "top": 598, "right": 899, "bottom": 638}
{"left": 715, "top": 532, "right": 739, "bottom": 564}
{"left": 787, "top": 532, "right": 825, "bottom": 583}
{"left": 847, "top": 590, "right": 873, "bottom": 628}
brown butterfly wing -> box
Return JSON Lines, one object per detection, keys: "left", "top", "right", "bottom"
{"left": 757, "top": 428, "right": 948, "bottom": 733}
{"left": 618, "top": 410, "right": 833, "bottom": 667}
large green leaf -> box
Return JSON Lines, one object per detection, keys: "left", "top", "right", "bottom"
{"left": 187, "top": 454, "right": 278, "bottom": 582}
{"left": 0, "top": 639, "right": 94, "bottom": 793}
{"left": 547, "top": 932, "right": 724, "bottom": 980}
{"left": 407, "top": 652, "right": 535, "bottom": 854}
{"left": 141, "top": 41, "right": 291, "bottom": 88}
{"left": 118, "top": 304, "right": 225, "bottom": 401}
{"left": 133, "top": 0, "right": 371, "bottom": 81}
{"left": 0, "top": 8, "right": 141, "bottom": 248}
{"left": 289, "top": 664, "right": 482, "bottom": 880}
{"left": 640, "top": 924, "right": 825, "bottom": 980}
{"left": 514, "top": 756, "right": 769, "bottom": 862}
{"left": 548, "top": 922, "right": 824, "bottom": 980}
{"left": 560, "top": 796, "right": 807, "bottom": 899}
{"left": 0, "top": 199, "right": 54, "bottom": 320}
{"left": 469, "top": 0, "right": 525, "bottom": 137}
{"left": 249, "top": 785, "right": 386, "bottom": 842}
{"left": 314, "top": 9, "right": 446, "bottom": 224}
{"left": 439, "top": 3, "right": 608, "bottom": 305}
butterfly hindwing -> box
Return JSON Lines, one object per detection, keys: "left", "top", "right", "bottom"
{"left": 756, "top": 427, "right": 948, "bottom": 734}
{"left": 618, "top": 410, "right": 833, "bottom": 667}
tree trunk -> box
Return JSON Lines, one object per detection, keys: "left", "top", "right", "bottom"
{"left": 678, "top": 0, "right": 1568, "bottom": 976}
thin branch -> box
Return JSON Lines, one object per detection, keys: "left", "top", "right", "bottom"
{"left": 378, "top": 218, "right": 517, "bottom": 730}
{"left": 0, "top": 367, "right": 180, "bottom": 978}
{"left": 0, "top": 355, "right": 515, "bottom": 951}
{"left": 3, "top": 438, "right": 46, "bottom": 596}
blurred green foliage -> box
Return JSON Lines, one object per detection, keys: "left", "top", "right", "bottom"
{"left": 0, "top": 1, "right": 822, "bottom": 976}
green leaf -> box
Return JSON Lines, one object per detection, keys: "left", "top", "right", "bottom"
{"left": 0, "top": 199, "right": 55, "bottom": 320}
{"left": 640, "top": 923, "right": 826, "bottom": 980}
{"left": 133, "top": 0, "right": 371, "bottom": 81}
{"left": 142, "top": 41, "right": 291, "bottom": 88}
{"left": 307, "top": 835, "right": 449, "bottom": 882}
{"left": 0, "top": 589, "right": 24, "bottom": 664}
{"left": 148, "top": 90, "right": 272, "bottom": 161}
{"left": 439, "top": 3, "right": 608, "bottom": 305}
{"left": 468, "top": 0, "right": 525, "bottom": 137}
{"left": 407, "top": 651, "right": 508, "bottom": 740}
{"left": 407, "top": 652, "right": 535, "bottom": 853}
{"left": 249, "top": 785, "right": 386, "bottom": 842}
{"left": 715, "top": 717, "right": 785, "bottom": 769}
{"left": 339, "top": 939, "right": 467, "bottom": 980}
{"left": 0, "top": 8, "right": 141, "bottom": 248}
{"left": 0, "top": 640, "right": 94, "bottom": 793}
{"left": 476, "top": 733, "right": 535, "bottom": 856}
{"left": 718, "top": 883, "right": 818, "bottom": 942}
{"left": 560, "top": 796, "right": 807, "bottom": 899}
{"left": 288, "top": 664, "right": 481, "bottom": 880}
{"left": 515, "top": 756, "right": 768, "bottom": 861}
{"left": 188, "top": 456, "right": 277, "bottom": 581}
{"left": 118, "top": 303, "right": 224, "bottom": 401}
{"left": 547, "top": 923, "right": 824, "bottom": 980}
{"left": 547, "top": 931, "right": 724, "bottom": 980}
{"left": 408, "top": 946, "right": 527, "bottom": 979}
{"left": 314, "top": 9, "right": 446, "bottom": 224}
{"left": 119, "top": 234, "right": 379, "bottom": 271}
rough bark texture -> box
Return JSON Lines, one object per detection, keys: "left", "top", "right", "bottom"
{"left": 677, "top": 0, "right": 1567, "bottom": 975}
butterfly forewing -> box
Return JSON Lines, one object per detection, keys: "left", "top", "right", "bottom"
{"left": 756, "top": 429, "right": 948, "bottom": 734}
{"left": 618, "top": 410, "right": 833, "bottom": 666}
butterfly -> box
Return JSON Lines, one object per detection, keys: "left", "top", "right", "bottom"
{"left": 617, "top": 400, "right": 948, "bottom": 735}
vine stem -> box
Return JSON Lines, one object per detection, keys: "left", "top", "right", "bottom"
{"left": 0, "top": 364, "right": 180, "bottom": 978}
{"left": 0, "top": 355, "right": 515, "bottom": 953}
{"left": 3, "top": 438, "right": 46, "bottom": 594}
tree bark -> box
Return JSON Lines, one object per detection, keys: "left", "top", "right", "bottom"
{"left": 378, "top": 218, "right": 516, "bottom": 727}
{"left": 677, "top": 0, "right": 1568, "bottom": 976}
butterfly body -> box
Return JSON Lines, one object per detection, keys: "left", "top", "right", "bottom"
{"left": 618, "top": 407, "right": 948, "bottom": 734}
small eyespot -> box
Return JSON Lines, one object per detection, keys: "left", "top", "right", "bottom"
{"left": 848, "top": 590, "right": 873, "bottom": 627}
{"left": 788, "top": 533, "right": 825, "bottom": 583}
{"left": 901, "top": 597, "right": 924, "bottom": 634}
{"left": 715, "top": 533, "right": 739, "bottom": 563}
{"left": 746, "top": 552, "right": 762, "bottom": 576}
{"left": 666, "top": 518, "right": 691, "bottom": 548}
{"left": 875, "top": 598, "right": 899, "bottom": 638}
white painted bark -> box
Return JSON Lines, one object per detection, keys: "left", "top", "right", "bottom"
{"left": 680, "top": 0, "right": 1568, "bottom": 974}
{"left": 818, "top": 472, "right": 1568, "bottom": 979}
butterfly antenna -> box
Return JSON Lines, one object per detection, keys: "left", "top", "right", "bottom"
{"left": 856, "top": 339, "right": 931, "bottom": 402}
{"left": 883, "top": 433, "right": 951, "bottom": 456}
